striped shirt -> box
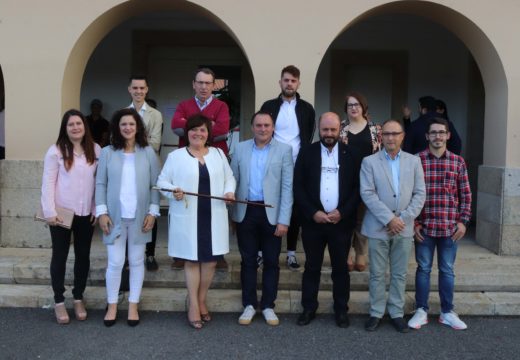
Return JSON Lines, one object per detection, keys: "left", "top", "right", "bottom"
{"left": 417, "top": 148, "right": 472, "bottom": 237}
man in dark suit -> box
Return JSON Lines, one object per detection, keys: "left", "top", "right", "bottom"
{"left": 294, "top": 112, "right": 360, "bottom": 328}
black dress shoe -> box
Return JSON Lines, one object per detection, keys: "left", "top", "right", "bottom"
{"left": 146, "top": 256, "right": 159, "bottom": 272}
{"left": 391, "top": 317, "right": 410, "bottom": 333}
{"left": 104, "top": 305, "right": 117, "bottom": 327}
{"left": 127, "top": 319, "right": 140, "bottom": 327}
{"left": 297, "top": 310, "right": 316, "bottom": 326}
{"left": 365, "top": 316, "right": 381, "bottom": 331}
{"left": 335, "top": 311, "right": 350, "bottom": 328}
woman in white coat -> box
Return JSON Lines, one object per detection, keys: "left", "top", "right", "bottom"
{"left": 157, "top": 114, "right": 235, "bottom": 329}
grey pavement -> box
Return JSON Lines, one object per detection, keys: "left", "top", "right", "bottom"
{"left": 1, "top": 308, "right": 519, "bottom": 360}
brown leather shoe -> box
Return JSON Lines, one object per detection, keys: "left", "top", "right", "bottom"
{"left": 171, "top": 259, "right": 185, "bottom": 269}
{"left": 216, "top": 258, "right": 228, "bottom": 270}
{"left": 73, "top": 299, "right": 87, "bottom": 321}
{"left": 355, "top": 255, "right": 367, "bottom": 272}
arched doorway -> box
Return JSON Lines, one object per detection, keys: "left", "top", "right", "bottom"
{"left": 62, "top": 1, "right": 255, "bottom": 162}
{"left": 315, "top": 1, "right": 507, "bottom": 254}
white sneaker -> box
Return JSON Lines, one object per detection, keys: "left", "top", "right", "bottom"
{"left": 439, "top": 311, "right": 467, "bottom": 330}
{"left": 238, "top": 305, "right": 256, "bottom": 325}
{"left": 408, "top": 308, "right": 428, "bottom": 329}
{"left": 262, "top": 308, "right": 279, "bottom": 326}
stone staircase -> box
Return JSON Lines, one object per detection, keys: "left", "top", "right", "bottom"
{"left": 1, "top": 220, "right": 520, "bottom": 315}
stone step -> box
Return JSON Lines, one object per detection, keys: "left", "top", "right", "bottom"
{"left": 2, "top": 238, "right": 520, "bottom": 292}
{"left": 1, "top": 284, "right": 519, "bottom": 316}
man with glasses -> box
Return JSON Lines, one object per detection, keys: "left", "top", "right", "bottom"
{"left": 294, "top": 112, "right": 360, "bottom": 328}
{"left": 408, "top": 117, "right": 471, "bottom": 330}
{"left": 260, "top": 65, "right": 316, "bottom": 271}
{"left": 171, "top": 68, "right": 231, "bottom": 269}
{"left": 172, "top": 67, "right": 230, "bottom": 154}
{"left": 360, "top": 119, "right": 425, "bottom": 333}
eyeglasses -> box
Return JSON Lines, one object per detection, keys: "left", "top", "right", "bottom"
{"left": 346, "top": 103, "right": 361, "bottom": 109}
{"left": 382, "top": 131, "right": 403, "bottom": 137}
{"left": 428, "top": 130, "right": 448, "bottom": 137}
{"left": 194, "top": 81, "right": 213, "bottom": 86}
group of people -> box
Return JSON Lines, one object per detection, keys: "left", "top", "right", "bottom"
{"left": 41, "top": 65, "right": 471, "bottom": 333}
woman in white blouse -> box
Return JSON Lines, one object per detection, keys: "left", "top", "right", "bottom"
{"left": 157, "top": 114, "right": 236, "bottom": 329}
{"left": 41, "top": 109, "right": 100, "bottom": 324}
{"left": 96, "top": 108, "right": 160, "bottom": 327}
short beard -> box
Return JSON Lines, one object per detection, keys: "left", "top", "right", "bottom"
{"left": 320, "top": 137, "right": 338, "bottom": 149}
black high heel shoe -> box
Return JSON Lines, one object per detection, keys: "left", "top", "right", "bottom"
{"left": 104, "top": 305, "right": 117, "bottom": 327}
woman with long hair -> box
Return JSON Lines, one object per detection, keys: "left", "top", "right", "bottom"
{"left": 339, "top": 92, "right": 381, "bottom": 272}
{"left": 157, "top": 114, "right": 236, "bottom": 329}
{"left": 96, "top": 108, "right": 160, "bottom": 327}
{"left": 41, "top": 109, "right": 100, "bottom": 324}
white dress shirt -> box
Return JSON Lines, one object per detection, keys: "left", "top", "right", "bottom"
{"left": 274, "top": 99, "right": 300, "bottom": 163}
{"left": 320, "top": 142, "right": 339, "bottom": 213}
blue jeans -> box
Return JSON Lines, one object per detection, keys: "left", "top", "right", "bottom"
{"left": 414, "top": 234, "right": 458, "bottom": 313}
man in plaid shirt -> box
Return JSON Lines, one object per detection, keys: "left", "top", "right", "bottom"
{"left": 408, "top": 117, "right": 472, "bottom": 331}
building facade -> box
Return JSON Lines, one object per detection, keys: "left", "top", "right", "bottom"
{"left": 1, "top": 0, "right": 519, "bottom": 254}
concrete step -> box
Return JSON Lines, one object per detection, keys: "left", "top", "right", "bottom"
{"left": 1, "top": 284, "right": 519, "bottom": 316}
{"left": 2, "top": 238, "right": 520, "bottom": 292}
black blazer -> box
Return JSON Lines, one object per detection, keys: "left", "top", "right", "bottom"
{"left": 294, "top": 141, "right": 361, "bottom": 227}
{"left": 260, "top": 93, "right": 316, "bottom": 145}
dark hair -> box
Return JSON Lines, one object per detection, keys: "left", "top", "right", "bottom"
{"left": 90, "top": 98, "right": 103, "bottom": 108}
{"left": 435, "top": 99, "right": 449, "bottom": 119}
{"left": 193, "top": 68, "right": 215, "bottom": 82}
{"left": 56, "top": 109, "right": 96, "bottom": 171}
{"left": 281, "top": 65, "right": 300, "bottom": 79}
{"left": 381, "top": 119, "right": 404, "bottom": 132}
{"left": 185, "top": 114, "right": 213, "bottom": 147}
{"left": 129, "top": 75, "right": 148, "bottom": 86}
{"left": 250, "top": 111, "right": 274, "bottom": 124}
{"left": 110, "top": 108, "right": 148, "bottom": 150}
{"left": 419, "top": 96, "right": 436, "bottom": 112}
{"left": 344, "top": 91, "right": 369, "bottom": 120}
{"left": 427, "top": 117, "right": 450, "bottom": 133}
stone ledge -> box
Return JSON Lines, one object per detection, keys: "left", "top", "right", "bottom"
{"left": 1, "top": 284, "right": 519, "bottom": 316}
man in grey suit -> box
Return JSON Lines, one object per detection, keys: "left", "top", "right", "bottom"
{"left": 230, "top": 111, "right": 293, "bottom": 326}
{"left": 360, "top": 119, "right": 425, "bottom": 333}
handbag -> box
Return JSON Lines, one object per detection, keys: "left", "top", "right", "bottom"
{"left": 35, "top": 206, "right": 74, "bottom": 229}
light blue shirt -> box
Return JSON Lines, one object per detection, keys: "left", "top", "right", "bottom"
{"left": 384, "top": 148, "right": 401, "bottom": 212}
{"left": 248, "top": 140, "right": 272, "bottom": 201}
{"left": 195, "top": 95, "right": 213, "bottom": 111}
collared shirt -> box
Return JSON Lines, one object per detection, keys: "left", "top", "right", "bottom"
{"left": 129, "top": 102, "right": 147, "bottom": 119}
{"left": 274, "top": 98, "right": 300, "bottom": 163}
{"left": 41, "top": 144, "right": 100, "bottom": 218}
{"left": 320, "top": 142, "right": 339, "bottom": 213}
{"left": 248, "top": 139, "right": 272, "bottom": 201}
{"left": 417, "top": 148, "right": 472, "bottom": 237}
{"left": 384, "top": 148, "right": 401, "bottom": 212}
{"left": 195, "top": 95, "right": 214, "bottom": 111}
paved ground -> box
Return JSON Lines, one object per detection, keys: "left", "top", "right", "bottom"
{"left": 1, "top": 308, "right": 519, "bottom": 359}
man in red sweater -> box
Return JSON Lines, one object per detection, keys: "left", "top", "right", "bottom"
{"left": 171, "top": 68, "right": 230, "bottom": 154}
{"left": 171, "top": 68, "right": 231, "bottom": 270}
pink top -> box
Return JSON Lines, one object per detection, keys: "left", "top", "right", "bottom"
{"left": 41, "top": 144, "right": 101, "bottom": 218}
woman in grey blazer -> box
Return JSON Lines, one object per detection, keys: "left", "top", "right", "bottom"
{"left": 96, "top": 108, "right": 160, "bottom": 327}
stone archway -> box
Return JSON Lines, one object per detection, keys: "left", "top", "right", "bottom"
{"left": 315, "top": 1, "right": 509, "bottom": 254}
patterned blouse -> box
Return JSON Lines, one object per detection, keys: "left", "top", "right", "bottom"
{"left": 339, "top": 120, "right": 381, "bottom": 154}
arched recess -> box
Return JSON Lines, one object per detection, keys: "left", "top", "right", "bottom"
{"left": 315, "top": 0, "right": 507, "bottom": 168}
{"left": 0, "top": 64, "right": 4, "bottom": 159}
{"left": 62, "top": 0, "right": 254, "bottom": 116}
{"left": 315, "top": 1, "right": 509, "bottom": 254}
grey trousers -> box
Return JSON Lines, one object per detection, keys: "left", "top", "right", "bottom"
{"left": 368, "top": 235, "right": 413, "bottom": 318}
